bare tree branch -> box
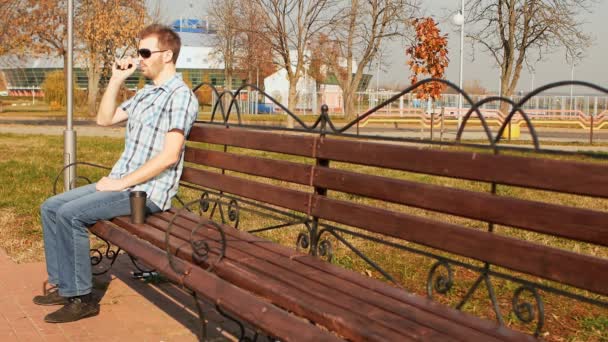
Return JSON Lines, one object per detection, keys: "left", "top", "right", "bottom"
{"left": 318, "top": 0, "right": 419, "bottom": 119}
{"left": 466, "top": 0, "right": 594, "bottom": 103}
{"left": 249, "top": 0, "right": 335, "bottom": 117}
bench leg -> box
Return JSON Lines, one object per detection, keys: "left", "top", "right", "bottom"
{"left": 191, "top": 291, "right": 208, "bottom": 342}
{"left": 90, "top": 237, "right": 158, "bottom": 280}
{"left": 90, "top": 238, "right": 122, "bottom": 276}
{"left": 215, "top": 304, "right": 261, "bottom": 342}
{"left": 190, "top": 291, "right": 264, "bottom": 342}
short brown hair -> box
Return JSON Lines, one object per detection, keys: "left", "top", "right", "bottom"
{"left": 138, "top": 24, "right": 181, "bottom": 64}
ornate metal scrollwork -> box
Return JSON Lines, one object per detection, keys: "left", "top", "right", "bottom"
{"left": 90, "top": 239, "right": 121, "bottom": 275}
{"left": 318, "top": 239, "right": 333, "bottom": 262}
{"left": 427, "top": 260, "right": 454, "bottom": 299}
{"left": 196, "top": 191, "right": 242, "bottom": 230}
{"left": 296, "top": 231, "right": 311, "bottom": 253}
{"left": 228, "top": 198, "right": 240, "bottom": 229}
{"left": 199, "top": 192, "right": 211, "bottom": 214}
{"left": 189, "top": 220, "right": 226, "bottom": 272}
{"left": 512, "top": 286, "right": 545, "bottom": 336}
{"left": 166, "top": 200, "right": 227, "bottom": 275}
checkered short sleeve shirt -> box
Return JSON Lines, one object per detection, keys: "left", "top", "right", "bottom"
{"left": 109, "top": 73, "right": 198, "bottom": 210}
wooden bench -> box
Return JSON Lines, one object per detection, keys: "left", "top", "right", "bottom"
{"left": 83, "top": 115, "right": 607, "bottom": 341}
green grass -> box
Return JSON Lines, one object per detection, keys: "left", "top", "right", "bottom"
{"left": 1, "top": 132, "right": 606, "bottom": 341}
{"left": 0, "top": 134, "right": 123, "bottom": 261}
{"left": 579, "top": 316, "right": 608, "bottom": 341}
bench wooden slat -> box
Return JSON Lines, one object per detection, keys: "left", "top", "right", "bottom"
{"left": 314, "top": 167, "right": 608, "bottom": 247}
{"left": 152, "top": 211, "right": 533, "bottom": 342}
{"left": 90, "top": 221, "right": 343, "bottom": 342}
{"left": 147, "top": 214, "right": 493, "bottom": 341}
{"left": 188, "top": 125, "right": 316, "bottom": 157}
{"left": 185, "top": 147, "right": 313, "bottom": 185}
{"left": 181, "top": 167, "right": 310, "bottom": 213}
{"left": 142, "top": 215, "right": 460, "bottom": 341}
{"left": 109, "top": 217, "right": 418, "bottom": 342}
{"left": 311, "top": 195, "right": 608, "bottom": 296}
{"left": 292, "top": 255, "right": 534, "bottom": 342}
{"left": 315, "top": 137, "right": 608, "bottom": 198}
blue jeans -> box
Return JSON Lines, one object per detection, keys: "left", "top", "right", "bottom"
{"left": 40, "top": 184, "right": 161, "bottom": 297}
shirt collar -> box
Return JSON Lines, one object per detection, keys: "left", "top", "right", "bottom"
{"left": 144, "top": 73, "right": 183, "bottom": 92}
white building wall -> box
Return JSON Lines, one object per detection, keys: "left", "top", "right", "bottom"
{"left": 263, "top": 69, "right": 318, "bottom": 111}
{"left": 176, "top": 46, "right": 223, "bottom": 69}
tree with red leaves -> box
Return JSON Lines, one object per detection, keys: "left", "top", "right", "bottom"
{"left": 405, "top": 18, "right": 449, "bottom": 100}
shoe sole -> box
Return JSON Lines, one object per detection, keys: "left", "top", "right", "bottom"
{"left": 33, "top": 299, "right": 69, "bottom": 306}
{"left": 44, "top": 307, "right": 100, "bottom": 323}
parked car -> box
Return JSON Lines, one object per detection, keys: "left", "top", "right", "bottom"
{"left": 0, "top": 91, "right": 8, "bottom": 97}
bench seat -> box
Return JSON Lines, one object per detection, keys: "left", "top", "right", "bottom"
{"left": 90, "top": 210, "right": 536, "bottom": 342}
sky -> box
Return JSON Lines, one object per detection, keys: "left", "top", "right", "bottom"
{"left": 149, "top": 0, "right": 608, "bottom": 94}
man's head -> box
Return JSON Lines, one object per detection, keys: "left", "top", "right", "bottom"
{"left": 137, "top": 24, "right": 181, "bottom": 81}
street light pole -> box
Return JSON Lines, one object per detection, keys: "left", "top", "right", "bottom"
{"left": 64, "top": 0, "right": 77, "bottom": 191}
{"left": 568, "top": 51, "right": 582, "bottom": 112}
{"left": 255, "top": 66, "right": 259, "bottom": 115}
{"left": 570, "top": 62, "right": 574, "bottom": 111}
{"left": 531, "top": 73, "right": 535, "bottom": 93}
{"left": 376, "top": 54, "right": 380, "bottom": 93}
{"left": 453, "top": 1, "right": 465, "bottom": 130}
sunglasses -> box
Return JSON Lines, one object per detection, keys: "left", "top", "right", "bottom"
{"left": 137, "top": 48, "right": 169, "bottom": 59}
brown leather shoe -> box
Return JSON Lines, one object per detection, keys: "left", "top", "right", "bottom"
{"left": 44, "top": 296, "right": 100, "bottom": 323}
{"left": 33, "top": 288, "right": 69, "bottom": 306}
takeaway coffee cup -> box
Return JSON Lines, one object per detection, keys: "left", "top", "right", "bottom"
{"left": 129, "top": 191, "right": 147, "bottom": 224}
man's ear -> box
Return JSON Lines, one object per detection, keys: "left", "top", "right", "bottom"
{"left": 163, "top": 50, "right": 174, "bottom": 64}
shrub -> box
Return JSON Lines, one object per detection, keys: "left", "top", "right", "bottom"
{"left": 41, "top": 71, "right": 68, "bottom": 106}
{"left": 41, "top": 71, "right": 86, "bottom": 107}
{"left": 49, "top": 101, "right": 61, "bottom": 111}
{"left": 195, "top": 87, "right": 213, "bottom": 105}
{"left": 182, "top": 70, "right": 193, "bottom": 89}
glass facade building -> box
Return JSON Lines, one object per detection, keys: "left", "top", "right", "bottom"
{"left": 0, "top": 67, "right": 246, "bottom": 93}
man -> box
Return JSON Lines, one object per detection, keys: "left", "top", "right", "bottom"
{"left": 34, "top": 24, "right": 199, "bottom": 323}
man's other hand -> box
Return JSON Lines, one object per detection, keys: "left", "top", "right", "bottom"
{"left": 96, "top": 177, "right": 127, "bottom": 192}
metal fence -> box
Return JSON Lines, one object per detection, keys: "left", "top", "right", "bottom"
{"left": 205, "top": 87, "right": 608, "bottom": 118}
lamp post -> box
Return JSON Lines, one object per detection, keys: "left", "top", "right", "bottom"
{"left": 376, "top": 52, "right": 381, "bottom": 95}
{"left": 570, "top": 63, "right": 575, "bottom": 112}
{"left": 569, "top": 51, "right": 582, "bottom": 112}
{"left": 64, "top": 0, "right": 77, "bottom": 191}
{"left": 255, "top": 65, "right": 259, "bottom": 115}
{"left": 452, "top": 1, "right": 465, "bottom": 130}
{"left": 531, "top": 73, "right": 535, "bottom": 93}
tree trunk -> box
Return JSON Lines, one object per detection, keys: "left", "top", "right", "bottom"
{"left": 287, "top": 78, "right": 298, "bottom": 129}
{"left": 87, "top": 65, "right": 101, "bottom": 116}
{"left": 499, "top": 75, "right": 511, "bottom": 121}
{"left": 223, "top": 67, "right": 233, "bottom": 117}
{"left": 343, "top": 85, "right": 356, "bottom": 121}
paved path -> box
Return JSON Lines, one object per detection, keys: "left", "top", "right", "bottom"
{"left": 0, "top": 124, "right": 125, "bottom": 138}
{"left": 0, "top": 248, "right": 241, "bottom": 341}
{"left": 4, "top": 123, "right": 608, "bottom": 154}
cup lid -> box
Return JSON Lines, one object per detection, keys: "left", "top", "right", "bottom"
{"left": 129, "top": 191, "right": 147, "bottom": 198}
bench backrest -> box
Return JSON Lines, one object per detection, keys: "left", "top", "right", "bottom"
{"left": 181, "top": 124, "right": 608, "bottom": 298}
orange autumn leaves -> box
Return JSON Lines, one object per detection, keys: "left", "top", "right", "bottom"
{"left": 406, "top": 18, "right": 449, "bottom": 100}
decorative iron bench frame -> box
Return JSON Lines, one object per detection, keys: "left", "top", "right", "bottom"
{"left": 52, "top": 79, "right": 608, "bottom": 341}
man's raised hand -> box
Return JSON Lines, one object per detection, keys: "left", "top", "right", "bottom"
{"left": 112, "top": 57, "right": 137, "bottom": 82}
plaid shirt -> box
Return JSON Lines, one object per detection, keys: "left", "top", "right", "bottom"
{"left": 109, "top": 73, "right": 198, "bottom": 210}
